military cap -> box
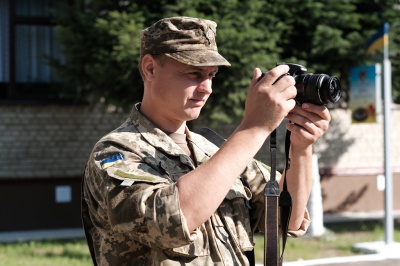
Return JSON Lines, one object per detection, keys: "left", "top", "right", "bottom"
{"left": 140, "top": 16, "right": 231, "bottom": 67}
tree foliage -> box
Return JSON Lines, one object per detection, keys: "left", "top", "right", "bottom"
{"left": 51, "top": 0, "right": 400, "bottom": 123}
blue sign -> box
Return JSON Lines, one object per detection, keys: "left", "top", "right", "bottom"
{"left": 349, "top": 64, "right": 381, "bottom": 123}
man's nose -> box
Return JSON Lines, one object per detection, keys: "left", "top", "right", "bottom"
{"left": 197, "top": 78, "right": 212, "bottom": 94}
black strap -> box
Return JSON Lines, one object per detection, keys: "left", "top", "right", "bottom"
{"left": 279, "top": 130, "right": 293, "bottom": 260}
{"left": 264, "top": 128, "right": 293, "bottom": 266}
{"left": 244, "top": 250, "right": 255, "bottom": 266}
{"left": 264, "top": 129, "right": 280, "bottom": 266}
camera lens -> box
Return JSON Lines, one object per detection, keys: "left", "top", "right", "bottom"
{"left": 295, "top": 74, "right": 341, "bottom": 105}
{"left": 320, "top": 75, "right": 341, "bottom": 104}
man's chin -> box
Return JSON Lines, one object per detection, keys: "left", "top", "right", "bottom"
{"left": 185, "top": 110, "right": 202, "bottom": 121}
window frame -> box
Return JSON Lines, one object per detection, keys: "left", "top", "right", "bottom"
{"left": 2, "top": 0, "right": 73, "bottom": 103}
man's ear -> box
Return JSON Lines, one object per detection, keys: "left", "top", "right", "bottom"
{"left": 141, "top": 54, "right": 156, "bottom": 81}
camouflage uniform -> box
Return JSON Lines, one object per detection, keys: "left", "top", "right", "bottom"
{"left": 82, "top": 104, "right": 310, "bottom": 265}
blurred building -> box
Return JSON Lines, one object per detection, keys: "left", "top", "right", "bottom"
{"left": 0, "top": 0, "right": 126, "bottom": 239}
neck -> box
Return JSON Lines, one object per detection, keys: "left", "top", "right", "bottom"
{"left": 140, "top": 100, "right": 186, "bottom": 134}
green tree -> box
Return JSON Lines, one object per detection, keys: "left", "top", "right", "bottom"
{"left": 50, "top": 0, "right": 400, "bottom": 123}
{"left": 268, "top": 0, "right": 400, "bottom": 105}
{"left": 50, "top": 1, "right": 147, "bottom": 110}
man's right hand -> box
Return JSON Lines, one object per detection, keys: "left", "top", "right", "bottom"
{"left": 240, "top": 65, "right": 297, "bottom": 137}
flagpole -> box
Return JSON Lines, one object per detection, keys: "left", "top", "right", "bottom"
{"left": 354, "top": 23, "right": 398, "bottom": 253}
{"left": 382, "top": 22, "right": 393, "bottom": 245}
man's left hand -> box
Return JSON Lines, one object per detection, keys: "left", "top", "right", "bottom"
{"left": 284, "top": 103, "right": 331, "bottom": 149}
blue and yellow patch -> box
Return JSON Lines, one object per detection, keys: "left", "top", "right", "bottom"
{"left": 101, "top": 153, "right": 124, "bottom": 169}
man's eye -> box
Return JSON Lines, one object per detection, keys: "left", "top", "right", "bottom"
{"left": 188, "top": 72, "right": 201, "bottom": 79}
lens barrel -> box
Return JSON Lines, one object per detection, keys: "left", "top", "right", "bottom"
{"left": 294, "top": 74, "right": 341, "bottom": 105}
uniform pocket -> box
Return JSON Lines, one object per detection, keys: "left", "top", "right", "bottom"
{"left": 218, "top": 178, "right": 254, "bottom": 252}
{"left": 164, "top": 225, "right": 210, "bottom": 257}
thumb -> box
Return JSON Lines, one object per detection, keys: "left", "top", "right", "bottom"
{"left": 251, "top": 68, "right": 263, "bottom": 86}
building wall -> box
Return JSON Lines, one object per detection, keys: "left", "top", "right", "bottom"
{"left": 0, "top": 104, "right": 127, "bottom": 232}
{"left": 316, "top": 107, "right": 400, "bottom": 213}
{"left": 0, "top": 178, "right": 82, "bottom": 231}
{"left": 0, "top": 104, "right": 399, "bottom": 232}
{"left": 321, "top": 173, "right": 400, "bottom": 213}
{"left": 0, "top": 104, "right": 127, "bottom": 179}
{"left": 316, "top": 107, "right": 400, "bottom": 174}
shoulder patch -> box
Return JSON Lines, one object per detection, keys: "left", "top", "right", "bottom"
{"left": 114, "top": 169, "right": 158, "bottom": 182}
{"left": 101, "top": 153, "right": 124, "bottom": 169}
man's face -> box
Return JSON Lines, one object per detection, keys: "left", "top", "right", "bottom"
{"left": 150, "top": 56, "right": 218, "bottom": 124}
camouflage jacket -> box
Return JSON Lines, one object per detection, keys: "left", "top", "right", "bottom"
{"left": 82, "top": 104, "right": 310, "bottom": 266}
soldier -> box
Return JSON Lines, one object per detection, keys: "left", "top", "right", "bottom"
{"left": 82, "top": 16, "right": 331, "bottom": 265}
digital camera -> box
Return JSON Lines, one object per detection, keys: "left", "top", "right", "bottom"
{"left": 261, "top": 63, "right": 341, "bottom": 105}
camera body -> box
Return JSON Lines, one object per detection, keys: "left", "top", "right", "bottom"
{"left": 262, "top": 63, "right": 341, "bottom": 106}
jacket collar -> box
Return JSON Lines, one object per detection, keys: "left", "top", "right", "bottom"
{"left": 129, "top": 103, "right": 217, "bottom": 165}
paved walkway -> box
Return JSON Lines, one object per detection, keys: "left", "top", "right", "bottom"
{"left": 254, "top": 254, "right": 400, "bottom": 265}
{"left": 254, "top": 241, "right": 400, "bottom": 266}
{"left": 280, "top": 254, "right": 400, "bottom": 266}
{"left": 312, "top": 259, "right": 400, "bottom": 266}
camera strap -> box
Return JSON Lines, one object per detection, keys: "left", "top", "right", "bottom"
{"left": 264, "top": 128, "right": 292, "bottom": 266}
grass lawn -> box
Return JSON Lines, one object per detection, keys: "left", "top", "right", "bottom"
{"left": 0, "top": 220, "right": 399, "bottom": 265}
{"left": 0, "top": 239, "right": 92, "bottom": 266}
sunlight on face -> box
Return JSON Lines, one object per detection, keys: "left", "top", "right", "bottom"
{"left": 150, "top": 56, "right": 218, "bottom": 124}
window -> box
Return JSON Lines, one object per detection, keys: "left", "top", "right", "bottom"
{"left": 0, "top": 0, "right": 67, "bottom": 101}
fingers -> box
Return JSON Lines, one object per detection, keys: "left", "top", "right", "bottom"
{"left": 300, "top": 103, "right": 331, "bottom": 122}
{"left": 287, "top": 104, "right": 330, "bottom": 126}
{"left": 254, "top": 66, "right": 297, "bottom": 103}
{"left": 251, "top": 68, "right": 263, "bottom": 86}
{"left": 255, "top": 65, "right": 292, "bottom": 87}
{"left": 285, "top": 103, "right": 331, "bottom": 143}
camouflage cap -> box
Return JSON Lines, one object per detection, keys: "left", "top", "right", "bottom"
{"left": 140, "top": 17, "right": 231, "bottom": 67}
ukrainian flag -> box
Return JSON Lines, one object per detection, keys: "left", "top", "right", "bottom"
{"left": 101, "top": 153, "right": 124, "bottom": 169}
{"left": 366, "top": 23, "right": 389, "bottom": 54}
